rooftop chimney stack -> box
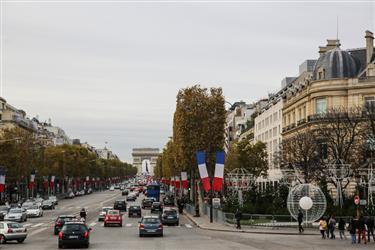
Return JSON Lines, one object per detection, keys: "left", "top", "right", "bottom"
{"left": 365, "top": 30, "right": 374, "bottom": 64}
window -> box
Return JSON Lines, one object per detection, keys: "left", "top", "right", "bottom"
{"left": 364, "top": 96, "right": 375, "bottom": 112}
{"left": 316, "top": 98, "right": 327, "bottom": 114}
{"left": 303, "top": 106, "right": 306, "bottom": 118}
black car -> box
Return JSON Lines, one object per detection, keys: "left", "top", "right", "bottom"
{"left": 114, "top": 200, "right": 127, "bottom": 212}
{"left": 42, "top": 200, "right": 55, "bottom": 210}
{"left": 139, "top": 216, "right": 163, "bottom": 237}
{"left": 150, "top": 202, "right": 163, "bottom": 214}
{"left": 141, "top": 198, "right": 154, "bottom": 209}
{"left": 0, "top": 206, "right": 9, "bottom": 221}
{"left": 122, "top": 190, "right": 129, "bottom": 196}
{"left": 54, "top": 215, "right": 77, "bottom": 235}
{"left": 58, "top": 221, "right": 91, "bottom": 249}
{"left": 163, "top": 197, "right": 175, "bottom": 206}
{"left": 126, "top": 194, "right": 136, "bottom": 201}
{"left": 161, "top": 208, "right": 179, "bottom": 226}
{"left": 128, "top": 205, "right": 141, "bottom": 218}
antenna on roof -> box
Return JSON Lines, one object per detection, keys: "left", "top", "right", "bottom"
{"left": 336, "top": 16, "right": 339, "bottom": 45}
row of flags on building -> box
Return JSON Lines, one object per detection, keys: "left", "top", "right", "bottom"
{"left": 160, "top": 151, "right": 225, "bottom": 193}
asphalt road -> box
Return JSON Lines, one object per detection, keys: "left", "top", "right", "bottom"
{"left": 3, "top": 190, "right": 375, "bottom": 250}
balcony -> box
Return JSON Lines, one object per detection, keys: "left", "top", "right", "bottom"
{"left": 297, "top": 118, "right": 306, "bottom": 126}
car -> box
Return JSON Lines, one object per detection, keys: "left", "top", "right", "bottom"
{"left": 54, "top": 215, "right": 77, "bottom": 235}
{"left": 4, "top": 208, "right": 27, "bottom": 222}
{"left": 0, "top": 221, "right": 27, "bottom": 244}
{"left": 139, "top": 216, "right": 163, "bottom": 237}
{"left": 128, "top": 205, "right": 141, "bottom": 218}
{"left": 75, "top": 190, "right": 84, "bottom": 197}
{"left": 142, "top": 198, "right": 155, "bottom": 209}
{"left": 26, "top": 205, "right": 43, "bottom": 218}
{"left": 151, "top": 202, "right": 163, "bottom": 214}
{"left": 120, "top": 185, "right": 125, "bottom": 191}
{"left": 21, "top": 201, "right": 34, "bottom": 209}
{"left": 113, "top": 200, "right": 126, "bottom": 212}
{"left": 161, "top": 208, "right": 179, "bottom": 226}
{"left": 122, "top": 190, "right": 129, "bottom": 196}
{"left": 114, "top": 185, "right": 120, "bottom": 189}
{"left": 65, "top": 192, "right": 75, "bottom": 199}
{"left": 163, "top": 197, "right": 175, "bottom": 206}
{"left": 34, "top": 197, "right": 44, "bottom": 207}
{"left": 0, "top": 206, "right": 9, "bottom": 221}
{"left": 48, "top": 196, "right": 58, "bottom": 205}
{"left": 58, "top": 221, "right": 91, "bottom": 249}
{"left": 42, "top": 199, "right": 55, "bottom": 210}
{"left": 86, "top": 188, "right": 93, "bottom": 194}
{"left": 109, "top": 186, "right": 115, "bottom": 191}
{"left": 104, "top": 210, "right": 122, "bottom": 227}
{"left": 98, "top": 207, "right": 112, "bottom": 222}
{"left": 126, "top": 194, "right": 136, "bottom": 201}
{"left": 160, "top": 189, "right": 165, "bottom": 195}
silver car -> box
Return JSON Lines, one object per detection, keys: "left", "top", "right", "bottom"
{"left": 26, "top": 205, "right": 43, "bottom": 218}
{"left": 0, "top": 221, "right": 27, "bottom": 244}
{"left": 4, "top": 208, "right": 27, "bottom": 222}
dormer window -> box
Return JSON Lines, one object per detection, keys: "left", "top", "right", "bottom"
{"left": 317, "top": 68, "right": 325, "bottom": 80}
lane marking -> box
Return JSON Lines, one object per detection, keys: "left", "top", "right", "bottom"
{"left": 31, "top": 223, "right": 44, "bottom": 228}
{"left": 126, "top": 223, "right": 132, "bottom": 227}
{"left": 23, "top": 223, "right": 32, "bottom": 227}
{"left": 29, "top": 227, "right": 47, "bottom": 236}
{"left": 89, "top": 222, "right": 97, "bottom": 227}
{"left": 185, "top": 224, "right": 192, "bottom": 228}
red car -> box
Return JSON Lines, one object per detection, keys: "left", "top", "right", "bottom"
{"left": 104, "top": 210, "right": 122, "bottom": 227}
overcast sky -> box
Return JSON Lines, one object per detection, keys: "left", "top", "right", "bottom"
{"left": 1, "top": 0, "right": 374, "bottom": 162}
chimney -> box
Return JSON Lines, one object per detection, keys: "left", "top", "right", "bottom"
{"left": 365, "top": 30, "right": 374, "bottom": 64}
{"left": 318, "top": 39, "right": 340, "bottom": 55}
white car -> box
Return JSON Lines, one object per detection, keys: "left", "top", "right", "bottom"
{"left": 26, "top": 205, "right": 43, "bottom": 218}
{"left": 109, "top": 186, "right": 115, "bottom": 191}
{"left": 0, "top": 221, "right": 27, "bottom": 244}
{"left": 98, "top": 207, "right": 112, "bottom": 221}
{"left": 48, "top": 196, "right": 58, "bottom": 205}
{"left": 4, "top": 208, "right": 27, "bottom": 222}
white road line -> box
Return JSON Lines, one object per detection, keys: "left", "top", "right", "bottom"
{"left": 23, "top": 223, "right": 32, "bottom": 227}
{"left": 89, "top": 222, "right": 97, "bottom": 227}
{"left": 185, "top": 224, "right": 193, "bottom": 228}
{"left": 31, "top": 223, "right": 44, "bottom": 228}
{"left": 126, "top": 223, "right": 132, "bottom": 227}
{"left": 29, "top": 227, "right": 47, "bottom": 236}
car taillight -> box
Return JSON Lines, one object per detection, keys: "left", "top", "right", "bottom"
{"left": 58, "top": 231, "right": 63, "bottom": 239}
{"left": 139, "top": 224, "right": 144, "bottom": 229}
{"left": 158, "top": 224, "right": 163, "bottom": 229}
{"left": 56, "top": 219, "right": 62, "bottom": 226}
{"left": 84, "top": 231, "right": 89, "bottom": 238}
{"left": 7, "top": 228, "right": 13, "bottom": 233}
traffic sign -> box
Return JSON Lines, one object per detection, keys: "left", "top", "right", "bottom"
{"left": 360, "top": 199, "right": 367, "bottom": 206}
{"left": 354, "top": 195, "right": 360, "bottom": 205}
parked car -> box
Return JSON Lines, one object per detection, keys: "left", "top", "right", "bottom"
{"left": 48, "top": 196, "right": 58, "bottom": 205}
{"left": 161, "top": 208, "right": 179, "bottom": 226}
{"left": 150, "top": 202, "right": 163, "bottom": 214}
{"left": 104, "top": 210, "right": 122, "bottom": 227}
{"left": 0, "top": 221, "right": 27, "bottom": 244}
{"left": 139, "top": 216, "right": 163, "bottom": 237}
{"left": 54, "top": 215, "right": 77, "bottom": 235}
{"left": 128, "top": 205, "right": 141, "bottom": 218}
{"left": 86, "top": 188, "right": 93, "bottom": 194}
{"left": 42, "top": 200, "right": 55, "bottom": 210}
{"left": 0, "top": 206, "right": 9, "bottom": 221}
{"left": 65, "top": 192, "right": 75, "bottom": 199}
{"left": 98, "top": 207, "right": 112, "bottom": 222}
{"left": 58, "top": 221, "right": 91, "bottom": 249}
{"left": 113, "top": 200, "right": 126, "bottom": 212}
{"left": 4, "top": 208, "right": 27, "bottom": 222}
{"left": 141, "top": 198, "right": 155, "bottom": 209}
{"left": 122, "top": 190, "right": 129, "bottom": 196}
{"left": 109, "top": 186, "right": 115, "bottom": 191}
{"left": 26, "top": 205, "right": 43, "bottom": 218}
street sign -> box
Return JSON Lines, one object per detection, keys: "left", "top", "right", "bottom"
{"left": 354, "top": 195, "right": 360, "bottom": 205}
{"left": 212, "top": 198, "right": 221, "bottom": 209}
{"left": 360, "top": 199, "right": 367, "bottom": 206}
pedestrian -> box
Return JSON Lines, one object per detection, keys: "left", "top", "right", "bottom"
{"left": 298, "top": 209, "right": 304, "bottom": 233}
{"left": 349, "top": 217, "right": 357, "bottom": 244}
{"left": 358, "top": 216, "right": 367, "bottom": 244}
{"left": 366, "top": 216, "right": 375, "bottom": 242}
{"left": 328, "top": 216, "right": 336, "bottom": 239}
{"left": 338, "top": 218, "right": 346, "bottom": 240}
{"left": 235, "top": 208, "right": 242, "bottom": 230}
{"left": 319, "top": 217, "right": 327, "bottom": 239}
{"left": 325, "top": 216, "right": 330, "bottom": 239}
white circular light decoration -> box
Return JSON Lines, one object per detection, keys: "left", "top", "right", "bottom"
{"left": 299, "top": 196, "right": 313, "bottom": 210}
{"left": 287, "top": 184, "right": 326, "bottom": 223}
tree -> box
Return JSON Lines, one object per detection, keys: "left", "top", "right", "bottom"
{"left": 225, "top": 136, "right": 268, "bottom": 178}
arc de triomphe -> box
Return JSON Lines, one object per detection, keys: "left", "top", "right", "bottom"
{"left": 132, "top": 148, "right": 159, "bottom": 175}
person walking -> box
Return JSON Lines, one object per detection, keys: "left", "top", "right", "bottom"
{"left": 338, "top": 218, "right": 346, "bottom": 240}
{"left": 366, "top": 216, "right": 375, "bottom": 242}
{"left": 235, "top": 208, "right": 242, "bottom": 230}
{"left": 297, "top": 210, "right": 304, "bottom": 233}
{"left": 358, "top": 216, "right": 367, "bottom": 244}
{"left": 325, "top": 216, "right": 330, "bottom": 239}
{"left": 349, "top": 216, "right": 357, "bottom": 244}
{"left": 328, "top": 216, "right": 336, "bottom": 239}
{"left": 319, "top": 217, "right": 327, "bottom": 239}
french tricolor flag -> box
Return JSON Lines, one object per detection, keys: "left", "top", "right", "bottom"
{"left": 213, "top": 151, "right": 225, "bottom": 192}
{"left": 0, "top": 168, "right": 5, "bottom": 193}
{"left": 196, "top": 151, "right": 210, "bottom": 193}
{"left": 50, "top": 176, "right": 55, "bottom": 189}
{"left": 181, "top": 172, "right": 188, "bottom": 189}
{"left": 28, "top": 170, "right": 36, "bottom": 190}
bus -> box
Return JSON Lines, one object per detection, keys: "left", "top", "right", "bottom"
{"left": 146, "top": 183, "right": 160, "bottom": 202}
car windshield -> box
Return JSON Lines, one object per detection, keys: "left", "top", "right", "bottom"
{"left": 102, "top": 207, "right": 111, "bottom": 212}
{"left": 108, "top": 210, "right": 119, "bottom": 215}
{"left": 164, "top": 210, "right": 177, "bottom": 215}
{"left": 0, "top": 206, "right": 8, "bottom": 211}
{"left": 43, "top": 200, "right": 52, "bottom": 204}
{"left": 7, "top": 222, "right": 22, "bottom": 228}
{"left": 152, "top": 203, "right": 161, "bottom": 206}
{"left": 115, "top": 201, "right": 125, "bottom": 204}
{"left": 9, "top": 209, "right": 21, "bottom": 214}
{"left": 59, "top": 216, "right": 75, "bottom": 222}
{"left": 130, "top": 206, "right": 140, "bottom": 209}
{"left": 62, "top": 224, "right": 87, "bottom": 232}
{"left": 29, "top": 206, "right": 39, "bottom": 210}
{"left": 143, "top": 218, "right": 160, "bottom": 224}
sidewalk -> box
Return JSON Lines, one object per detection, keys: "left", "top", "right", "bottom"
{"left": 183, "top": 210, "right": 319, "bottom": 236}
